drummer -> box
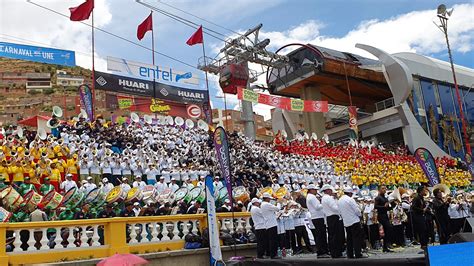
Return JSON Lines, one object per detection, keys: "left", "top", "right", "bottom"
{"left": 0, "top": 177, "right": 7, "bottom": 190}
{"left": 83, "top": 176, "right": 97, "bottom": 194}
{"left": 133, "top": 176, "right": 146, "bottom": 190}
{"left": 11, "top": 203, "right": 29, "bottom": 222}
{"left": 120, "top": 177, "right": 132, "bottom": 194}
{"left": 182, "top": 177, "right": 194, "bottom": 190}
{"left": 97, "top": 204, "right": 116, "bottom": 218}
{"left": 39, "top": 177, "right": 55, "bottom": 195}
{"left": 168, "top": 177, "right": 179, "bottom": 193}
{"left": 58, "top": 208, "right": 74, "bottom": 220}
{"left": 196, "top": 176, "right": 205, "bottom": 188}
{"left": 100, "top": 178, "right": 114, "bottom": 194}
{"left": 154, "top": 176, "right": 167, "bottom": 194}
{"left": 60, "top": 174, "right": 77, "bottom": 193}
{"left": 217, "top": 199, "right": 232, "bottom": 212}
{"left": 18, "top": 176, "right": 36, "bottom": 196}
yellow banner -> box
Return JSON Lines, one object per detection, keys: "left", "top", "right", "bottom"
{"left": 290, "top": 99, "right": 304, "bottom": 111}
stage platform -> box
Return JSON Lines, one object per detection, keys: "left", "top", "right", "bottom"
{"left": 227, "top": 246, "right": 426, "bottom": 266}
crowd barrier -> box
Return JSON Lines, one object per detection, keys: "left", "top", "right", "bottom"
{"left": 0, "top": 212, "right": 252, "bottom": 265}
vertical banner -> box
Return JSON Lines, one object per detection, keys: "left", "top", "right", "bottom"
{"left": 213, "top": 126, "right": 233, "bottom": 200}
{"left": 205, "top": 175, "right": 223, "bottom": 265}
{"left": 348, "top": 106, "right": 358, "bottom": 140}
{"left": 414, "top": 147, "right": 440, "bottom": 186}
{"left": 78, "top": 84, "right": 94, "bottom": 121}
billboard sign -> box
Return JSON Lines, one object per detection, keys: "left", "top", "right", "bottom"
{"left": 0, "top": 42, "right": 75, "bottom": 66}
{"left": 94, "top": 71, "right": 209, "bottom": 104}
{"left": 107, "top": 56, "right": 199, "bottom": 86}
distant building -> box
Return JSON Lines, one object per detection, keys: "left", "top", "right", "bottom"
{"left": 56, "top": 70, "right": 84, "bottom": 87}
{"left": 211, "top": 109, "right": 273, "bottom": 141}
{"left": 25, "top": 73, "right": 51, "bottom": 92}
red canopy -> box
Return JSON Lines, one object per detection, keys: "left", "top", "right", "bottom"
{"left": 17, "top": 115, "right": 51, "bottom": 128}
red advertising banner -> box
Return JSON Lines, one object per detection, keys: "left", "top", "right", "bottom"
{"left": 106, "top": 94, "right": 203, "bottom": 119}
{"left": 237, "top": 87, "right": 328, "bottom": 113}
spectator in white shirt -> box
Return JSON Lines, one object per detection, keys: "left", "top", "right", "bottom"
{"left": 60, "top": 174, "right": 78, "bottom": 193}
{"left": 196, "top": 176, "right": 205, "bottom": 187}
{"left": 144, "top": 165, "right": 159, "bottom": 185}
{"left": 168, "top": 178, "right": 179, "bottom": 193}
{"left": 250, "top": 198, "right": 265, "bottom": 259}
{"left": 306, "top": 184, "right": 328, "bottom": 257}
{"left": 338, "top": 187, "right": 365, "bottom": 259}
{"left": 260, "top": 192, "right": 280, "bottom": 259}
{"left": 213, "top": 176, "right": 223, "bottom": 191}
{"left": 132, "top": 176, "right": 147, "bottom": 190}
{"left": 321, "top": 184, "right": 344, "bottom": 258}
{"left": 154, "top": 176, "right": 167, "bottom": 194}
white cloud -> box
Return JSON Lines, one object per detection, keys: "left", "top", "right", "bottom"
{"left": 0, "top": 0, "right": 112, "bottom": 70}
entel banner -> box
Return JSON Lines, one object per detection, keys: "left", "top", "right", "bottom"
{"left": 94, "top": 71, "right": 209, "bottom": 104}
{"left": 0, "top": 41, "right": 75, "bottom": 66}
{"left": 414, "top": 147, "right": 440, "bottom": 187}
{"left": 107, "top": 56, "right": 199, "bottom": 86}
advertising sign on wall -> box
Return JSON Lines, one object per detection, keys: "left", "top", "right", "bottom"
{"left": 95, "top": 71, "right": 209, "bottom": 104}
{"left": 0, "top": 42, "right": 75, "bottom": 66}
{"left": 107, "top": 56, "right": 199, "bottom": 86}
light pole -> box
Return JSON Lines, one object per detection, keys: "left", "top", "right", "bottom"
{"left": 435, "top": 4, "right": 471, "bottom": 156}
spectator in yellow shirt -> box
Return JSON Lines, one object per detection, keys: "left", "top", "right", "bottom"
{"left": 49, "top": 163, "right": 61, "bottom": 191}
{"left": 11, "top": 161, "right": 24, "bottom": 186}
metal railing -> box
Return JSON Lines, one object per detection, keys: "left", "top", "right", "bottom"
{"left": 0, "top": 212, "right": 252, "bottom": 265}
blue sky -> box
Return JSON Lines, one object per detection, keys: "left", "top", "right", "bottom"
{"left": 1, "top": 0, "right": 473, "bottom": 116}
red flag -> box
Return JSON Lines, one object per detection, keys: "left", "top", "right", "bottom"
{"left": 137, "top": 13, "right": 153, "bottom": 41}
{"left": 69, "top": 0, "right": 94, "bottom": 21}
{"left": 186, "top": 26, "right": 203, "bottom": 46}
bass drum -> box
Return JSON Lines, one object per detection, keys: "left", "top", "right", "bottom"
{"left": 142, "top": 185, "right": 156, "bottom": 204}
{"left": 126, "top": 187, "right": 144, "bottom": 203}
{"left": 216, "top": 187, "right": 228, "bottom": 207}
{"left": 0, "top": 207, "right": 11, "bottom": 222}
{"left": 189, "top": 187, "right": 205, "bottom": 203}
{"left": 85, "top": 188, "right": 100, "bottom": 205}
{"left": 106, "top": 186, "right": 126, "bottom": 204}
{"left": 2, "top": 187, "right": 24, "bottom": 212}
{"left": 41, "top": 190, "right": 63, "bottom": 210}
{"left": 156, "top": 188, "right": 175, "bottom": 205}
{"left": 174, "top": 187, "right": 190, "bottom": 203}
{"left": 233, "top": 186, "right": 250, "bottom": 204}
{"left": 62, "top": 187, "right": 84, "bottom": 209}
{"left": 22, "top": 190, "right": 43, "bottom": 212}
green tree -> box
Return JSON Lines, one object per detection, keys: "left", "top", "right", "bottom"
{"left": 43, "top": 88, "right": 54, "bottom": 95}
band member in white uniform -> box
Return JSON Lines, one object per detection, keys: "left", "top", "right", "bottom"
{"left": 260, "top": 192, "right": 280, "bottom": 259}
{"left": 250, "top": 198, "right": 266, "bottom": 258}
{"left": 306, "top": 184, "right": 328, "bottom": 257}
{"left": 321, "top": 184, "right": 344, "bottom": 258}
{"left": 338, "top": 186, "right": 366, "bottom": 259}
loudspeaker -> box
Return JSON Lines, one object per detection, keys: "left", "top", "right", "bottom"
{"left": 448, "top": 233, "right": 474, "bottom": 244}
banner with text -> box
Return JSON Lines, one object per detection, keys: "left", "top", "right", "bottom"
{"left": 107, "top": 56, "right": 199, "bottom": 86}
{"left": 78, "top": 84, "right": 94, "bottom": 121}
{"left": 205, "top": 175, "right": 224, "bottom": 265}
{"left": 415, "top": 147, "right": 440, "bottom": 187}
{"left": 237, "top": 87, "right": 328, "bottom": 112}
{"left": 213, "top": 127, "right": 233, "bottom": 202}
{"left": 0, "top": 41, "right": 75, "bottom": 66}
{"left": 94, "top": 71, "right": 209, "bottom": 104}
{"left": 106, "top": 93, "right": 203, "bottom": 119}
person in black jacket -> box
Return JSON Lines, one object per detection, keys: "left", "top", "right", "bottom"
{"left": 411, "top": 185, "right": 429, "bottom": 251}
{"left": 374, "top": 185, "right": 394, "bottom": 252}
{"left": 432, "top": 188, "right": 451, "bottom": 244}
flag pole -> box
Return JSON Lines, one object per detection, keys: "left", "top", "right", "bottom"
{"left": 91, "top": 9, "right": 96, "bottom": 120}
{"left": 201, "top": 32, "right": 213, "bottom": 124}
{"left": 151, "top": 11, "right": 156, "bottom": 104}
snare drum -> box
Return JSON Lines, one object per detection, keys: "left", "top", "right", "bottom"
{"left": 62, "top": 187, "right": 84, "bottom": 209}
{"left": 22, "top": 190, "right": 43, "bottom": 212}
{"left": 2, "top": 186, "right": 24, "bottom": 212}
{"left": 233, "top": 186, "right": 250, "bottom": 204}
{"left": 0, "top": 207, "right": 11, "bottom": 222}
{"left": 126, "top": 187, "right": 144, "bottom": 203}
{"left": 174, "top": 187, "right": 189, "bottom": 203}
{"left": 106, "top": 186, "right": 126, "bottom": 204}
{"left": 217, "top": 187, "right": 228, "bottom": 202}
{"left": 189, "top": 187, "right": 205, "bottom": 203}
{"left": 41, "top": 190, "right": 63, "bottom": 210}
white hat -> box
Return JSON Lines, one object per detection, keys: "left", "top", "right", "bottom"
{"left": 122, "top": 177, "right": 128, "bottom": 181}
{"left": 171, "top": 177, "right": 176, "bottom": 181}
{"left": 307, "top": 184, "right": 318, "bottom": 190}
{"left": 66, "top": 173, "right": 73, "bottom": 177}
{"left": 402, "top": 193, "right": 409, "bottom": 199}
{"left": 237, "top": 201, "right": 242, "bottom": 204}
{"left": 133, "top": 202, "right": 140, "bottom": 206}
{"left": 224, "top": 199, "right": 230, "bottom": 204}
{"left": 159, "top": 176, "right": 165, "bottom": 179}
{"left": 321, "top": 184, "right": 334, "bottom": 192}
{"left": 135, "top": 176, "right": 142, "bottom": 179}
{"left": 262, "top": 192, "right": 273, "bottom": 199}
{"left": 102, "top": 177, "right": 108, "bottom": 183}
{"left": 81, "top": 180, "right": 87, "bottom": 184}
{"left": 87, "top": 176, "right": 93, "bottom": 180}
{"left": 251, "top": 198, "right": 260, "bottom": 204}
{"left": 344, "top": 186, "right": 353, "bottom": 193}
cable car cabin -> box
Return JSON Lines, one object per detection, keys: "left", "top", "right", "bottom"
{"left": 219, "top": 64, "right": 249, "bottom": 94}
